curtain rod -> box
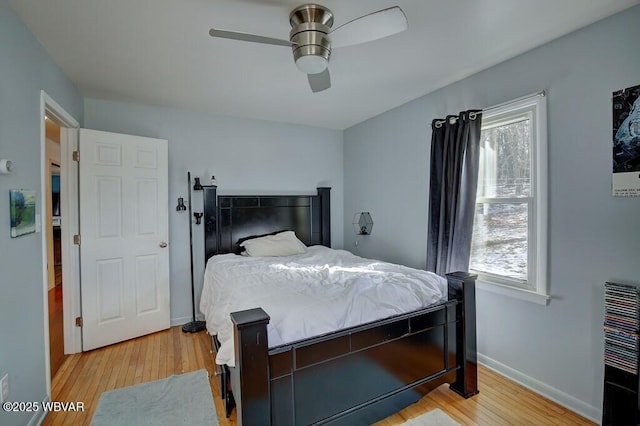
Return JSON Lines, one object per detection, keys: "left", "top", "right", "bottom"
{"left": 433, "top": 90, "right": 546, "bottom": 128}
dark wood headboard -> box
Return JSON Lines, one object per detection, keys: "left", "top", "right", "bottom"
{"left": 203, "top": 187, "right": 331, "bottom": 261}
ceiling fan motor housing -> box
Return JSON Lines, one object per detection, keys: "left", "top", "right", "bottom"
{"left": 289, "top": 4, "right": 334, "bottom": 74}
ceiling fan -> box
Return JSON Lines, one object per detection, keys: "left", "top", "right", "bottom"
{"left": 209, "top": 4, "right": 408, "bottom": 93}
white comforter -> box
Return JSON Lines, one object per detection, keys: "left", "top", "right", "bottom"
{"left": 200, "top": 245, "right": 447, "bottom": 366}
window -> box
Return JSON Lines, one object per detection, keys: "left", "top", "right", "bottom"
{"left": 470, "top": 93, "right": 548, "bottom": 299}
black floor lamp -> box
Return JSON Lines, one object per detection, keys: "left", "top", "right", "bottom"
{"left": 182, "top": 171, "right": 206, "bottom": 333}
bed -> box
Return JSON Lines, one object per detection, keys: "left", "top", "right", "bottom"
{"left": 201, "top": 186, "right": 478, "bottom": 425}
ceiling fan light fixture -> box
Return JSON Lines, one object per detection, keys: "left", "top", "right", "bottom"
{"left": 289, "top": 13, "right": 332, "bottom": 76}
{"left": 295, "top": 54, "right": 329, "bottom": 74}
{"left": 208, "top": 3, "right": 408, "bottom": 92}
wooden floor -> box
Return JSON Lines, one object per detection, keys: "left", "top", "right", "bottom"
{"left": 44, "top": 326, "right": 594, "bottom": 426}
{"left": 48, "top": 283, "right": 66, "bottom": 378}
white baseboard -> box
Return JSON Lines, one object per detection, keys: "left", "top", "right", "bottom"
{"left": 27, "top": 395, "right": 50, "bottom": 426}
{"left": 478, "top": 353, "right": 601, "bottom": 424}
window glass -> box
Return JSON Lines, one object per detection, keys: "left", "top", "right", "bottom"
{"left": 470, "top": 202, "right": 528, "bottom": 282}
{"left": 469, "top": 94, "right": 546, "bottom": 296}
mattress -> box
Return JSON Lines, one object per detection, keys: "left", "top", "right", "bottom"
{"left": 200, "top": 245, "right": 448, "bottom": 366}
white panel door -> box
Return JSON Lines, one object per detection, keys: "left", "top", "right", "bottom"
{"left": 79, "top": 129, "right": 169, "bottom": 351}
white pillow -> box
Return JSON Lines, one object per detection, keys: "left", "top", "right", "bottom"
{"left": 240, "top": 231, "right": 306, "bottom": 257}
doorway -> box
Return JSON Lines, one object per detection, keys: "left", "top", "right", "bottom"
{"left": 40, "top": 91, "right": 81, "bottom": 401}
{"left": 45, "top": 116, "right": 65, "bottom": 378}
{"left": 39, "top": 92, "right": 169, "bottom": 398}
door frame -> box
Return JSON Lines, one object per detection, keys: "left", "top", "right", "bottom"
{"left": 40, "top": 91, "right": 81, "bottom": 400}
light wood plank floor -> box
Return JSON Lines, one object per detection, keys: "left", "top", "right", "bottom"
{"left": 44, "top": 326, "right": 594, "bottom": 425}
{"left": 48, "top": 283, "right": 66, "bottom": 379}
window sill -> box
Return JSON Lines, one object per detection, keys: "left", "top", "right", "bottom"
{"left": 476, "top": 279, "right": 550, "bottom": 306}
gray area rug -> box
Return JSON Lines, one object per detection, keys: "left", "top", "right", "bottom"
{"left": 401, "top": 408, "right": 460, "bottom": 425}
{"left": 91, "top": 369, "right": 218, "bottom": 426}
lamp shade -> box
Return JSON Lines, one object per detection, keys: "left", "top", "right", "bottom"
{"left": 353, "top": 212, "right": 373, "bottom": 235}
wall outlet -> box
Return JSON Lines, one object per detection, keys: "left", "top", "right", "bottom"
{"left": 0, "top": 374, "right": 8, "bottom": 403}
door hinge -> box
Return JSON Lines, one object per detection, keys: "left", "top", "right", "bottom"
{"left": 75, "top": 317, "right": 83, "bottom": 327}
{"left": 72, "top": 151, "right": 80, "bottom": 162}
{"left": 73, "top": 234, "right": 81, "bottom": 245}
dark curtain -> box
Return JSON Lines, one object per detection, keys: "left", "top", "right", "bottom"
{"left": 427, "top": 110, "right": 483, "bottom": 275}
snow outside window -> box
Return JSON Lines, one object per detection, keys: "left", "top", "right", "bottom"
{"left": 470, "top": 93, "right": 548, "bottom": 298}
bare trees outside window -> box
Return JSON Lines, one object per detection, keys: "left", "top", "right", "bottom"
{"left": 470, "top": 94, "right": 548, "bottom": 296}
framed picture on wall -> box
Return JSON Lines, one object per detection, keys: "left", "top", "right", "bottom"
{"left": 10, "top": 189, "right": 37, "bottom": 237}
{"left": 612, "top": 83, "right": 640, "bottom": 196}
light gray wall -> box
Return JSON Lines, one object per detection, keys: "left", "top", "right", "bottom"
{"left": 0, "top": 1, "right": 84, "bottom": 425}
{"left": 84, "top": 99, "right": 344, "bottom": 325}
{"left": 344, "top": 5, "right": 640, "bottom": 421}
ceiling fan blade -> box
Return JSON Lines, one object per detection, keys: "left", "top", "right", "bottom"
{"left": 209, "top": 28, "right": 291, "bottom": 47}
{"left": 308, "top": 69, "right": 331, "bottom": 93}
{"left": 330, "top": 6, "right": 407, "bottom": 48}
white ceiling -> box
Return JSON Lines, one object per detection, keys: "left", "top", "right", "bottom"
{"left": 10, "top": 0, "right": 640, "bottom": 130}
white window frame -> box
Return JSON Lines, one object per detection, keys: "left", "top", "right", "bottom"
{"left": 470, "top": 92, "right": 549, "bottom": 305}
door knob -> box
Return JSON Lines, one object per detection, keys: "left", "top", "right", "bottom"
{"left": 159, "top": 241, "right": 168, "bottom": 248}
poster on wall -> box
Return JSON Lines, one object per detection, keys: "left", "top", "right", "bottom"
{"left": 10, "top": 189, "right": 37, "bottom": 237}
{"left": 612, "top": 83, "right": 640, "bottom": 196}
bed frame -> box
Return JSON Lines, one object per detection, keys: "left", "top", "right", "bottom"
{"left": 202, "top": 186, "right": 478, "bottom": 425}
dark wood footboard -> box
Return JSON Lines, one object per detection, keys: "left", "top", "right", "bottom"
{"left": 226, "top": 272, "right": 477, "bottom": 425}
{"left": 447, "top": 271, "right": 479, "bottom": 398}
